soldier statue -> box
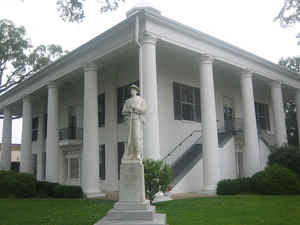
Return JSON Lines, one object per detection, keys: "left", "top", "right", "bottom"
{"left": 122, "top": 84, "right": 147, "bottom": 162}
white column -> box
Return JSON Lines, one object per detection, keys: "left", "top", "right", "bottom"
{"left": 271, "top": 80, "right": 287, "bottom": 146}
{"left": 296, "top": 90, "right": 300, "bottom": 146}
{"left": 81, "top": 63, "right": 102, "bottom": 198}
{"left": 20, "top": 96, "right": 33, "bottom": 173}
{"left": 140, "top": 33, "right": 160, "bottom": 160}
{"left": 46, "top": 82, "right": 60, "bottom": 183}
{"left": 198, "top": 54, "right": 220, "bottom": 192}
{"left": 1, "top": 107, "right": 12, "bottom": 170}
{"left": 240, "top": 71, "right": 260, "bottom": 177}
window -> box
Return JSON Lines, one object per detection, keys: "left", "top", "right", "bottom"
{"left": 70, "top": 158, "right": 79, "bottom": 179}
{"left": 98, "top": 93, "right": 105, "bottom": 127}
{"left": 99, "top": 145, "right": 106, "bottom": 180}
{"left": 255, "top": 102, "right": 270, "bottom": 131}
{"left": 173, "top": 82, "right": 201, "bottom": 122}
{"left": 32, "top": 154, "right": 37, "bottom": 178}
{"left": 43, "top": 114, "right": 47, "bottom": 139}
{"left": 118, "top": 142, "right": 125, "bottom": 180}
{"left": 117, "top": 81, "right": 139, "bottom": 123}
{"left": 32, "top": 117, "right": 39, "bottom": 141}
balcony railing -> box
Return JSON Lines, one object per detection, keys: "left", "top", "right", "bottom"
{"left": 59, "top": 127, "right": 83, "bottom": 140}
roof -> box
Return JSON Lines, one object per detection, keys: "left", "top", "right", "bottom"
{"left": 0, "top": 6, "right": 299, "bottom": 102}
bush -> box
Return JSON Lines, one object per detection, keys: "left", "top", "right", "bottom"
{"left": 53, "top": 185, "right": 83, "bottom": 198}
{"left": 251, "top": 164, "right": 300, "bottom": 195}
{"left": 0, "top": 171, "right": 36, "bottom": 198}
{"left": 268, "top": 146, "right": 300, "bottom": 178}
{"left": 217, "top": 179, "right": 240, "bottom": 195}
{"left": 143, "top": 159, "right": 172, "bottom": 203}
{"left": 237, "top": 177, "right": 252, "bottom": 193}
{"left": 36, "top": 181, "right": 59, "bottom": 197}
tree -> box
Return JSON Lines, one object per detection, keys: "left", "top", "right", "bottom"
{"left": 276, "top": 0, "right": 300, "bottom": 44}
{"left": 57, "top": 0, "right": 125, "bottom": 23}
{"left": 0, "top": 19, "right": 66, "bottom": 93}
{"left": 279, "top": 56, "right": 300, "bottom": 73}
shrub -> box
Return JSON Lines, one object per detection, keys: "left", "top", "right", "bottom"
{"left": 0, "top": 171, "right": 36, "bottom": 198}
{"left": 217, "top": 179, "right": 240, "bottom": 195}
{"left": 268, "top": 146, "right": 300, "bottom": 178}
{"left": 143, "top": 159, "right": 172, "bottom": 203}
{"left": 53, "top": 185, "right": 83, "bottom": 198}
{"left": 251, "top": 164, "right": 300, "bottom": 195}
{"left": 36, "top": 181, "right": 59, "bottom": 197}
{"left": 237, "top": 177, "right": 252, "bottom": 193}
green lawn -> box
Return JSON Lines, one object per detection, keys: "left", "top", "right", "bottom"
{"left": 0, "top": 195, "right": 300, "bottom": 225}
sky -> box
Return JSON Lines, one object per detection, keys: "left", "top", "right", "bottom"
{"left": 0, "top": 0, "right": 300, "bottom": 143}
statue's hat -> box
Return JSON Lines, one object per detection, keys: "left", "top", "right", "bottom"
{"left": 128, "top": 84, "right": 140, "bottom": 92}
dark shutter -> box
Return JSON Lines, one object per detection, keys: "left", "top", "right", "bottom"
{"left": 98, "top": 93, "right": 105, "bottom": 127}
{"left": 99, "top": 145, "right": 106, "bottom": 180}
{"left": 118, "top": 142, "right": 125, "bottom": 180}
{"left": 32, "top": 117, "right": 39, "bottom": 141}
{"left": 173, "top": 83, "right": 181, "bottom": 120}
{"left": 43, "top": 114, "right": 47, "bottom": 139}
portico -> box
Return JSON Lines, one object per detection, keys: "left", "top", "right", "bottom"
{"left": 1, "top": 5, "right": 300, "bottom": 196}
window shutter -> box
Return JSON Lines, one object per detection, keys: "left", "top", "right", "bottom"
{"left": 118, "top": 142, "right": 125, "bottom": 180}
{"left": 99, "top": 145, "right": 106, "bottom": 180}
{"left": 173, "top": 83, "right": 181, "bottom": 120}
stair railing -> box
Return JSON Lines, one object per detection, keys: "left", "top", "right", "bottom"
{"left": 161, "top": 129, "right": 201, "bottom": 162}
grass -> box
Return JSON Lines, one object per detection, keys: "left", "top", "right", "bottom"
{"left": 0, "top": 195, "right": 300, "bottom": 225}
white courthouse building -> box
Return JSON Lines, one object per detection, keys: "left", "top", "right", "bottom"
{"left": 1, "top": 5, "right": 300, "bottom": 197}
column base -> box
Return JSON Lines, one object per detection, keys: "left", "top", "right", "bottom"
{"left": 84, "top": 191, "right": 106, "bottom": 199}
{"left": 201, "top": 184, "right": 217, "bottom": 195}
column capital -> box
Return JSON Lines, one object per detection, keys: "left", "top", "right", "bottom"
{"left": 23, "top": 95, "right": 32, "bottom": 103}
{"left": 271, "top": 80, "right": 282, "bottom": 88}
{"left": 83, "top": 62, "right": 98, "bottom": 73}
{"left": 196, "top": 54, "right": 214, "bottom": 64}
{"left": 240, "top": 69, "right": 254, "bottom": 79}
{"left": 140, "top": 32, "right": 157, "bottom": 45}
{"left": 47, "top": 81, "right": 58, "bottom": 89}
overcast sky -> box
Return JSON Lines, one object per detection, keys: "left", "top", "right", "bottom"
{"left": 1, "top": 0, "right": 300, "bottom": 143}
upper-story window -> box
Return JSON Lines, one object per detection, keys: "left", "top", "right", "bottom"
{"left": 32, "top": 117, "right": 39, "bottom": 141}
{"left": 117, "top": 81, "right": 139, "bottom": 123}
{"left": 255, "top": 102, "right": 270, "bottom": 131}
{"left": 173, "top": 82, "right": 201, "bottom": 122}
{"left": 98, "top": 93, "right": 105, "bottom": 127}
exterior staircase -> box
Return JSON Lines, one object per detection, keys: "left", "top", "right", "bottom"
{"left": 164, "top": 130, "right": 235, "bottom": 187}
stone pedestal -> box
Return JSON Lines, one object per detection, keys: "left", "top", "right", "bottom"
{"left": 94, "top": 162, "right": 166, "bottom": 225}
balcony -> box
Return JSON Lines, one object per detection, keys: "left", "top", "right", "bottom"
{"left": 59, "top": 127, "right": 83, "bottom": 146}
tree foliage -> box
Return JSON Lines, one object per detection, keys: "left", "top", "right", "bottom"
{"left": 57, "top": 0, "right": 125, "bottom": 23}
{"left": 0, "top": 19, "right": 66, "bottom": 94}
{"left": 276, "top": 0, "right": 300, "bottom": 44}
{"left": 279, "top": 56, "right": 300, "bottom": 73}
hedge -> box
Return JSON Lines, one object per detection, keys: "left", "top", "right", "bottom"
{"left": 251, "top": 164, "right": 300, "bottom": 195}
{"left": 53, "top": 185, "right": 83, "bottom": 198}
{"left": 268, "top": 146, "right": 300, "bottom": 178}
{"left": 0, "top": 171, "right": 36, "bottom": 198}
{"left": 217, "top": 179, "right": 240, "bottom": 195}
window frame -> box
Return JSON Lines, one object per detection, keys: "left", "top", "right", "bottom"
{"left": 255, "top": 102, "right": 271, "bottom": 131}
{"left": 173, "top": 82, "right": 201, "bottom": 122}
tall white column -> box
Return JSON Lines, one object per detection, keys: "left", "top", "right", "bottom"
{"left": 198, "top": 54, "right": 220, "bottom": 192}
{"left": 20, "top": 96, "right": 33, "bottom": 173}
{"left": 140, "top": 33, "right": 160, "bottom": 160}
{"left": 271, "top": 80, "right": 287, "bottom": 146}
{"left": 240, "top": 71, "right": 260, "bottom": 177}
{"left": 46, "top": 82, "right": 60, "bottom": 183}
{"left": 1, "top": 107, "right": 12, "bottom": 170}
{"left": 296, "top": 90, "right": 300, "bottom": 146}
{"left": 81, "top": 63, "right": 102, "bottom": 198}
